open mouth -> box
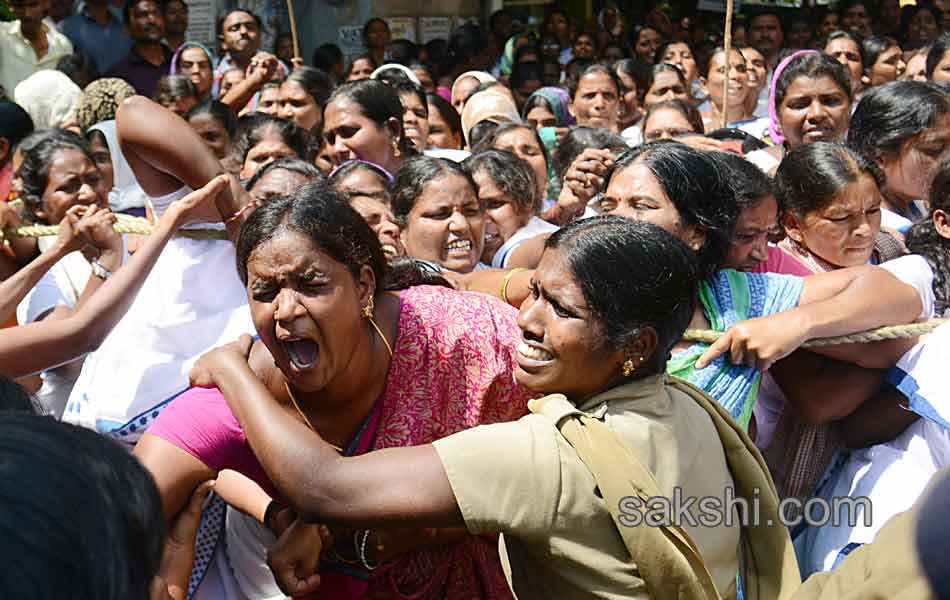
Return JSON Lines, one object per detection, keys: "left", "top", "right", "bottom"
{"left": 381, "top": 243, "right": 398, "bottom": 257}
{"left": 516, "top": 341, "right": 555, "bottom": 368}
{"left": 282, "top": 338, "right": 319, "bottom": 370}
{"left": 445, "top": 239, "right": 473, "bottom": 254}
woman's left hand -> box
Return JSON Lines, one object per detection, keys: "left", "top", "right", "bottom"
{"left": 150, "top": 480, "right": 215, "bottom": 600}
{"left": 695, "top": 310, "right": 810, "bottom": 372}
{"left": 189, "top": 334, "right": 255, "bottom": 388}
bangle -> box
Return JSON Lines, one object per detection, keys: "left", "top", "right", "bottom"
{"left": 358, "top": 529, "right": 379, "bottom": 571}
{"left": 500, "top": 268, "right": 528, "bottom": 305}
{"left": 224, "top": 199, "right": 260, "bottom": 225}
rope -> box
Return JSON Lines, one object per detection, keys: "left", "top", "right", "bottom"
{"left": 1, "top": 214, "right": 228, "bottom": 241}
{"left": 683, "top": 319, "right": 947, "bottom": 347}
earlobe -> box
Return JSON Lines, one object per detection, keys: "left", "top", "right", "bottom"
{"left": 934, "top": 209, "right": 950, "bottom": 239}
{"left": 783, "top": 212, "right": 804, "bottom": 243}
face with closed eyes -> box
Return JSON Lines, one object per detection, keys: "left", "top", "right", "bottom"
{"left": 491, "top": 127, "right": 549, "bottom": 200}
{"left": 401, "top": 172, "right": 485, "bottom": 273}
{"left": 245, "top": 229, "right": 374, "bottom": 393}
{"left": 879, "top": 115, "right": 950, "bottom": 207}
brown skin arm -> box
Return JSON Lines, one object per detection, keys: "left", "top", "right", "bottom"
{"left": 504, "top": 233, "right": 549, "bottom": 269}
{"left": 770, "top": 350, "right": 888, "bottom": 425}
{"left": 197, "top": 338, "right": 464, "bottom": 529}
{"left": 836, "top": 387, "right": 920, "bottom": 449}
{"left": 455, "top": 268, "right": 534, "bottom": 308}
{"left": 135, "top": 433, "right": 218, "bottom": 522}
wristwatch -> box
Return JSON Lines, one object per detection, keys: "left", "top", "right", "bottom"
{"left": 90, "top": 259, "right": 113, "bottom": 280}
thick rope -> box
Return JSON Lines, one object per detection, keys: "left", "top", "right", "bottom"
{"left": 1, "top": 214, "right": 228, "bottom": 241}
{"left": 683, "top": 319, "right": 947, "bottom": 347}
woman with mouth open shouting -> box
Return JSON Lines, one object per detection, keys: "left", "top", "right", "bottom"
{"left": 136, "top": 182, "right": 533, "bottom": 599}
{"left": 186, "top": 216, "right": 804, "bottom": 600}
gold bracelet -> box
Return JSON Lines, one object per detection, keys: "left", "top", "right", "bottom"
{"left": 500, "top": 268, "right": 529, "bottom": 305}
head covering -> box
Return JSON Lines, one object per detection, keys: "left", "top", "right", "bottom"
{"left": 87, "top": 120, "right": 147, "bottom": 213}
{"left": 522, "top": 86, "right": 575, "bottom": 127}
{"left": 598, "top": 2, "right": 623, "bottom": 37}
{"left": 14, "top": 70, "right": 81, "bottom": 129}
{"left": 499, "top": 34, "right": 529, "bottom": 77}
{"left": 370, "top": 63, "right": 421, "bottom": 85}
{"left": 460, "top": 88, "right": 521, "bottom": 147}
{"left": 451, "top": 71, "right": 497, "bottom": 106}
{"left": 169, "top": 42, "right": 214, "bottom": 76}
{"left": 768, "top": 50, "right": 819, "bottom": 145}
{"left": 73, "top": 78, "right": 137, "bottom": 133}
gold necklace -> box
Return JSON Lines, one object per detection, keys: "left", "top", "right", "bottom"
{"left": 284, "top": 382, "right": 344, "bottom": 453}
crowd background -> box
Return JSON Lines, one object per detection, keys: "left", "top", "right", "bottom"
{"left": 2, "top": 0, "right": 950, "bottom": 599}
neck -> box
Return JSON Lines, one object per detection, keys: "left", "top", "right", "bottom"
{"left": 166, "top": 32, "right": 185, "bottom": 49}
{"left": 134, "top": 40, "right": 165, "bottom": 65}
{"left": 293, "top": 293, "right": 398, "bottom": 448}
{"left": 370, "top": 48, "right": 386, "bottom": 64}
{"left": 765, "top": 51, "right": 780, "bottom": 72}
{"left": 883, "top": 193, "right": 911, "bottom": 216}
{"left": 709, "top": 100, "right": 749, "bottom": 125}
{"left": 230, "top": 50, "right": 253, "bottom": 70}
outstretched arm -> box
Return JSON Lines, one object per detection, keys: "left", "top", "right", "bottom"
{"left": 190, "top": 336, "right": 463, "bottom": 529}
{"left": 0, "top": 177, "right": 231, "bottom": 379}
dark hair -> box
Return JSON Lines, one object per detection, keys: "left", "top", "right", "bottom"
{"left": 345, "top": 53, "right": 378, "bottom": 78}
{"left": 123, "top": 0, "right": 162, "bottom": 24}
{"left": 568, "top": 63, "right": 621, "bottom": 100}
{"left": 546, "top": 217, "right": 698, "bottom": 371}
{"left": 906, "top": 155, "right": 950, "bottom": 313}
{"left": 245, "top": 156, "right": 322, "bottom": 192}
{"left": 56, "top": 51, "right": 99, "bottom": 85}
{"left": 642, "top": 98, "right": 704, "bottom": 138}
{"left": 572, "top": 31, "right": 600, "bottom": 52}
{"left": 0, "top": 100, "right": 34, "bottom": 164}
{"left": 326, "top": 80, "right": 412, "bottom": 155}
{"left": 705, "top": 127, "right": 769, "bottom": 153}
{"left": 698, "top": 46, "right": 746, "bottom": 78}
{"left": 390, "top": 156, "right": 477, "bottom": 227}
{"left": 654, "top": 40, "right": 695, "bottom": 68}
{"left": 637, "top": 62, "right": 689, "bottom": 102}
{"left": 230, "top": 114, "right": 311, "bottom": 169}
{"left": 386, "top": 39, "right": 418, "bottom": 65}
{"left": 602, "top": 40, "right": 632, "bottom": 61}
{"left": 902, "top": 4, "right": 943, "bottom": 44}
{"left": 468, "top": 120, "right": 499, "bottom": 148}
{"left": 848, "top": 81, "right": 950, "bottom": 162}
{"left": 490, "top": 9, "right": 512, "bottom": 31}
{"left": 217, "top": 8, "right": 262, "bottom": 35}
{"left": 185, "top": 99, "right": 237, "bottom": 136}
{"left": 285, "top": 66, "right": 333, "bottom": 110}
{"left": 426, "top": 93, "right": 462, "bottom": 140}
{"left": 312, "top": 43, "right": 344, "bottom": 75}
{"left": 514, "top": 43, "right": 542, "bottom": 64}
{"left": 774, "top": 51, "right": 853, "bottom": 112}
{"left": 824, "top": 30, "right": 864, "bottom": 59}
{"left": 927, "top": 32, "right": 950, "bottom": 78}
{"left": 17, "top": 129, "right": 95, "bottom": 221}
{"left": 633, "top": 25, "right": 663, "bottom": 48}
{"left": 362, "top": 17, "right": 390, "bottom": 41}
{"left": 862, "top": 35, "right": 900, "bottom": 74}
{"left": 715, "top": 150, "right": 776, "bottom": 212}
{"left": 553, "top": 125, "right": 627, "bottom": 180}
{"left": 775, "top": 141, "right": 883, "bottom": 219}
{"left": 614, "top": 57, "right": 639, "bottom": 83}
{"left": 152, "top": 74, "right": 197, "bottom": 105}
{"left": 393, "top": 80, "right": 428, "bottom": 118}
{"left": 605, "top": 141, "right": 739, "bottom": 277}
{"left": 0, "top": 415, "right": 164, "bottom": 600}
{"left": 511, "top": 61, "right": 545, "bottom": 92}
{"left": 837, "top": 0, "right": 871, "bottom": 20}
{"left": 0, "top": 374, "right": 39, "bottom": 414}
{"left": 327, "top": 159, "right": 392, "bottom": 202}
{"left": 463, "top": 148, "right": 540, "bottom": 214}
{"left": 446, "top": 23, "right": 486, "bottom": 72}
{"left": 474, "top": 122, "right": 551, "bottom": 171}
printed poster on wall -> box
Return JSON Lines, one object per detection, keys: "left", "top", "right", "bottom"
{"left": 387, "top": 17, "right": 417, "bottom": 42}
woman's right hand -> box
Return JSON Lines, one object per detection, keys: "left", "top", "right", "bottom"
{"left": 51, "top": 204, "right": 88, "bottom": 256}
{"left": 73, "top": 205, "right": 122, "bottom": 270}
{"left": 267, "top": 519, "right": 329, "bottom": 598}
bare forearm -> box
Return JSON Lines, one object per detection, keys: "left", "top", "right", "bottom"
{"left": 220, "top": 74, "right": 264, "bottom": 112}
{"left": 0, "top": 245, "right": 66, "bottom": 322}
{"left": 837, "top": 388, "right": 919, "bottom": 448}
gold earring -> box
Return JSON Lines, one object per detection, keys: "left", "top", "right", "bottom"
{"left": 622, "top": 357, "right": 636, "bottom": 377}
{"left": 392, "top": 139, "right": 401, "bottom": 158}
{"left": 362, "top": 295, "right": 375, "bottom": 319}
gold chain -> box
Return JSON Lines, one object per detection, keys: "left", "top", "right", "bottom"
{"left": 283, "top": 382, "right": 344, "bottom": 453}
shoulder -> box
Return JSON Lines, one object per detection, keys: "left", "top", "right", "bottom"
{"left": 400, "top": 285, "right": 520, "bottom": 335}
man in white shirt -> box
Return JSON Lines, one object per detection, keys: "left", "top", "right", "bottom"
{"left": 0, "top": 0, "right": 74, "bottom": 97}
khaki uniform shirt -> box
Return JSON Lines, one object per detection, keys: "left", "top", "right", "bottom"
{"left": 434, "top": 375, "right": 740, "bottom": 599}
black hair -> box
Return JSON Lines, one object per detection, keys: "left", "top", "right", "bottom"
{"left": 386, "top": 39, "right": 419, "bottom": 66}
{"left": 463, "top": 148, "right": 540, "bottom": 214}
{"left": 0, "top": 415, "right": 164, "bottom": 600}
{"left": 285, "top": 67, "right": 333, "bottom": 112}
{"left": 614, "top": 57, "right": 639, "bottom": 83}
{"left": 862, "top": 35, "right": 901, "bottom": 74}
{"left": 345, "top": 53, "right": 378, "bottom": 78}
{"left": 907, "top": 155, "right": 950, "bottom": 313}
{"left": 705, "top": 127, "right": 769, "bottom": 153}
{"left": 393, "top": 80, "right": 428, "bottom": 118}
{"left": 362, "top": 17, "right": 390, "bottom": 41}
{"left": 715, "top": 150, "right": 776, "bottom": 212}
{"left": 17, "top": 129, "right": 95, "bottom": 221}
{"left": 0, "top": 374, "right": 39, "bottom": 414}
{"left": 633, "top": 25, "right": 663, "bottom": 48}
{"left": 697, "top": 45, "right": 746, "bottom": 78}
{"left": 572, "top": 31, "right": 600, "bottom": 52}
{"left": 446, "top": 23, "right": 486, "bottom": 73}
{"left": 637, "top": 62, "right": 689, "bottom": 103}
{"left": 490, "top": 8, "right": 512, "bottom": 31}
{"left": 474, "top": 122, "right": 552, "bottom": 172}
{"left": 123, "top": 0, "right": 162, "bottom": 24}
{"left": 372, "top": 66, "right": 413, "bottom": 87}
{"left": 774, "top": 51, "right": 853, "bottom": 113}
{"left": 553, "top": 125, "right": 627, "bottom": 180}
{"left": 511, "top": 61, "right": 545, "bottom": 92}
{"left": 514, "top": 43, "right": 542, "bottom": 64}
{"left": 642, "top": 98, "right": 704, "bottom": 139}
{"left": 326, "top": 80, "right": 412, "bottom": 155}
{"left": 824, "top": 30, "right": 864, "bottom": 57}
{"left": 775, "top": 141, "right": 884, "bottom": 219}
{"left": 902, "top": 4, "right": 943, "bottom": 44}
{"left": 927, "top": 32, "right": 950, "bottom": 78}
{"left": 185, "top": 99, "right": 237, "bottom": 136}
{"left": 848, "top": 80, "right": 950, "bottom": 163}
{"left": 229, "top": 114, "right": 311, "bottom": 168}
{"left": 546, "top": 216, "right": 699, "bottom": 372}
{"left": 567, "top": 62, "right": 622, "bottom": 100}
{"left": 602, "top": 40, "right": 632, "bottom": 61}
{"left": 0, "top": 100, "right": 34, "bottom": 164}
{"left": 604, "top": 141, "right": 739, "bottom": 278}
{"left": 312, "top": 43, "right": 344, "bottom": 75}
{"left": 327, "top": 159, "right": 392, "bottom": 201}
{"left": 390, "top": 156, "right": 478, "bottom": 228}
{"left": 654, "top": 40, "right": 695, "bottom": 68}
{"left": 409, "top": 62, "right": 434, "bottom": 86}
{"left": 245, "top": 156, "right": 322, "bottom": 193}
{"left": 468, "top": 120, "right": 499, "bottom": 148}
{"left": 56, "top": 51, "right": 99, "bottom": 86}
{"left": 426, "top": 93, "right": 462, "bottom": 141}
{"left": 152, "top": 74, "right": 197, "bottom": 105}
{"left": 217, "top": 7, "right": 262, "bottom": 36}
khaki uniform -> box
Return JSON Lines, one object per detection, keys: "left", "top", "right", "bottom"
{"left": 433, "top": 375, "right": 741, "bottom": 599}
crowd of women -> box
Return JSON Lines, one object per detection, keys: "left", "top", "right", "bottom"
{"left": 2, "top": 1, "right": 950, "bottom": 599}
